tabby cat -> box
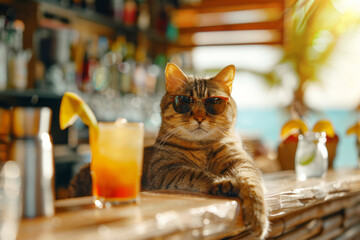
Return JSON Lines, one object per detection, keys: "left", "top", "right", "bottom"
{"left": 145, "top": 63, "right": 269, "bottom": 238}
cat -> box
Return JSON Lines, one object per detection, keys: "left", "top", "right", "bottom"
{"left": 67, "top": 63, "right": 269, "bottom": 238}
{"left": 145, "top": 63, "right": 269, "bottom": 238}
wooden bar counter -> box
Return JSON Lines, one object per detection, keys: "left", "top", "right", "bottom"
{"left": 17, "top": 169, "right": 360, "bottom": 239}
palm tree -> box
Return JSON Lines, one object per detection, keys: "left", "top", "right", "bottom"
{"left": 274, "top": 0, "right": 360, "bottom": 116}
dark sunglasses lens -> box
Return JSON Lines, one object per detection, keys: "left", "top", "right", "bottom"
{"left": 204, "top": 97, "right": 226, "bottom": 115}
{"left": 173, "top": 96, "right": 194, "bottom": 113}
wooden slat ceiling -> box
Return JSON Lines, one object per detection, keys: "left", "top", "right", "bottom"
{"left": 171, "top": 0, "right": 285, "bottom": 47}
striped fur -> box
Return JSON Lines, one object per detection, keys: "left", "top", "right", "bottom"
{"left": 146, "top": 64, "right": 269, "bottom": 238}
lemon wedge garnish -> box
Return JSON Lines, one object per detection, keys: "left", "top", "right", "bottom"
{"left": 347, "top": 121, "right": 360, "bottom": 137}
{"left": 59, "top": 92, "right": 98, "bottom": 131}
{"left": 281, "top": 119, "right": 308, "bottom": 140}
{"left": 313, "top": 120, "right": 335, "bottom": 138}
{"left": 299, "top": 153, "right": 316, "bottom": 166}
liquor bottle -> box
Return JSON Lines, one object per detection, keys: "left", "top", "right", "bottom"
{"left": 81, "top": 40, "right": 94, "bottom": 91}
{"left": 123, "top": 0, "right": 137, "bottom": 26}
{"left": 0, "top": 16, "right": 7, "bottom": 90}
{"left": 7, "top": 19, "right": 31, "bottom": 90}
{"left": 112, "top": 0, "right": 124, "bottom": 22}
{"left": 137, "top": 2, "right": 150, "bottom": 31}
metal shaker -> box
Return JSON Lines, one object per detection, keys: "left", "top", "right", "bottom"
{"left": 8, "top": 107, "right": 55, "bottom": 218}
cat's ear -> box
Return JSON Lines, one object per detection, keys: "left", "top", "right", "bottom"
{"left": 165, "top": 63, "right": 188, "bottom": 93}
{"left": 213, "top": 65, "right": 235, "bottom": 94}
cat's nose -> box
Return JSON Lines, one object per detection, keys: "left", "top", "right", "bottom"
{"left": 193, "top": 103, "right": 206, "bottom": 124}
{"left": 194, "top": 115, "right": 205, "bottom": 124}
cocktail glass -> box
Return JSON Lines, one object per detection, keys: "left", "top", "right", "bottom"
{"left": 89, "top": 119, "right": 144, "bottom": 207}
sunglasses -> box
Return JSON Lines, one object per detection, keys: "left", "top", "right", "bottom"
{"left": 170, "top": 95, "right": 229, "bottom": 115}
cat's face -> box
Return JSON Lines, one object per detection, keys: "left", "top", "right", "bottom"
{"left": 160, "top": 63, "right": 237, "bottom": 141}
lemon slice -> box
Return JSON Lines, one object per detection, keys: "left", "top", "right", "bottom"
{"left": 299, "top": 153, "right": 316, "bottom": 166}
{"left": 313, "top": 120, "right": 335, "bottom": 138}
{"left": 59, "top": 92, "right": 98, "bottom": 130}
{"left": 281, "top": 119, "right": 308, "bottom": 140}
{"left": 347, "top": 121, "right": 360, "bottom": 137}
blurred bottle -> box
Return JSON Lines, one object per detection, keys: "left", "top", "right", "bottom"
{"left": 82, "top": 44, "right": 90, "bottom": 89}
{"left": 0, "top": 107, "right": 11, "bottom": 162}
{"left": 137, "top": 2, "right": 150, "bottom": 31}
{"left": 133, "top": 63, "right": 147, "bottom": 95}
{"left": 166, "top": 21, "right": 179, "bottom": 42}
{"left": 123, "top": 0, "right": 137, "bottom": 26}
{"left": 146, "top": 64, "right": 161, "bottom": 95}
{"left": 295, "top": 132, "right": 328, "bottom": 181}
{"left": 0, "top": 16, "right": 7, "bottom": 90}
{"left": 154, "top": 54, "right": 167, "bottom": 94}
{"left": 82, "top": 41, "right": 98, "bottom": 92}
{"left": 156, "top": 8, "right": 168, "bottom": 35}
{"left": 109, "top": 36, "right": 126, "bottom": 91}
{"left": 118, "top": 60, "right": 134, "bottom": 94}
{"left": 135, "top": 33, "right": 147, "bottom": 63}
{"left": 112, "top": 0, "right": 124, "bottom": 22}
{"left": 7, "top": 19, "right": 31, "bottom": 90}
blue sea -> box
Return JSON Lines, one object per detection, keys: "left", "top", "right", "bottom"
{"left": 236, "top": 109, "right": 359, "bottom": 169}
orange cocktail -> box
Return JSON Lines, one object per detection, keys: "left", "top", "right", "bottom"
{"left": 90, "top": 120, "right": 144, "bottom": 205}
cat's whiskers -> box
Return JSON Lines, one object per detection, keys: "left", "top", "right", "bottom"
{"left": 159, "top": 128, "right": 177, "bottom": 145}
{"left": 192, "top": 126, "right": 208, "bottom": 133}
{"left": 216, "top": 126, "right": 232, "bottom": 138}
{"left": 216, "top": 128, "right": 227, "bottom": 138}
{"left": 159, "top": 126, "right": 182, "bottom": 145}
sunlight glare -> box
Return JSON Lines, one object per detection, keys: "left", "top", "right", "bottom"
{"left": 332, "top": 0, "right": 360, "bottom": 14}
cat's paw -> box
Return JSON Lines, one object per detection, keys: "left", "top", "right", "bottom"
{"left": 209, "top": 178, "right": 240, "bottom": 197}
{"left": 241, "top": 190, "right": 269, "bottom": 239}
